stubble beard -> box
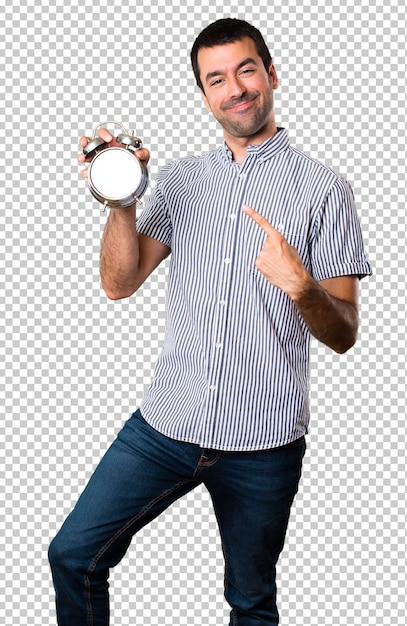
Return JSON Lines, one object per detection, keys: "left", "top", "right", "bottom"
{"left": 217, "top": 89, "right": 274, "bottom": 139}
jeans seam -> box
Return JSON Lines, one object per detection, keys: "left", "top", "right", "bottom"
{"left": 83, "top": 476, "right": 197, "bottom": 625}
{"left": 84, "top": 575, "right": 93, "bottom": 626}
{"left": 197, "top": 451, "right": 222, "bottom": 467}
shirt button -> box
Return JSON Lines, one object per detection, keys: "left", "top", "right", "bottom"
{"left": 239, "top": 173, "right": 246, "bottom": 180}
{"left": 224, "top": 258, "right": 231, "bottom": 264}
{"left": 209, "top": 385, "right": 216, "bottom": 391}
{"left": 215, "top": 343, "right": 222, "bottom": 349}
{"left": 229, "top": 213, "right": 236, "bottom": 220}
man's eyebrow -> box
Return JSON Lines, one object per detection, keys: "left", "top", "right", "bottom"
{"left": 204, "top": 57, "right": 258, "bottom": 84}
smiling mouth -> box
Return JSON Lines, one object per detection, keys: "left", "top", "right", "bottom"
{"left": 223, "top": 94, "right": 258, "bottom": 112}
{"left": 230, "top": 100, "right": 254, "bottom": 112}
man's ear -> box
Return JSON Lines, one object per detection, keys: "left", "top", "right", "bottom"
{"left": 269, "top": 63, "right": 279, "bottom": 89}
{"left": 201, "top": 90, "right": 212, "bottom": 113}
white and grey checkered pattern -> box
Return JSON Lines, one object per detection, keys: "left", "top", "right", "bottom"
{"left": 0, "top": 0, "right": 406, "bottom": 624}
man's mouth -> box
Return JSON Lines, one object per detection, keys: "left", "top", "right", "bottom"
{"left": 222, "top": 94, "right": 258, "bottom": 112}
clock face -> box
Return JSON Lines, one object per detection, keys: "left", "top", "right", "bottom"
{"left": 89, "top": 148, "right": 143, "bottom": 201}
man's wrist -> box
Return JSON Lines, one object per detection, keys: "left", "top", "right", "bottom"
{"left": 109, "top": 204, "right": 137, "bottom": 221}
{"left": 287, "top": 270, "right": 315, "bottom": 303}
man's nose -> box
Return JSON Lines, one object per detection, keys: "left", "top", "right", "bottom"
{"left": 227, "top": 76, "right": 246, "bottom": 100}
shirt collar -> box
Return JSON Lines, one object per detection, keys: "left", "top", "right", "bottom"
{"left": 221, "top": 127, "right": 289, "bottom": 164}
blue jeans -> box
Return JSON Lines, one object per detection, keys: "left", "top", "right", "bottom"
{"left": 49, "top": 410, "right": 305, "bottom": 625}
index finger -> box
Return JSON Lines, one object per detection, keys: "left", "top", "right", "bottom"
{"left": 242, "top": 205, "right": 278, "bottom": 236}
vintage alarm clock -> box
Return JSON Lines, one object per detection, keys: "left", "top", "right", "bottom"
{"left": 83, "top": 120, "right": 149, "bottom": 210}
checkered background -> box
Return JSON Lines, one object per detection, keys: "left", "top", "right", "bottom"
{"left": 1, "top": 0, "right": 405, "bottom": 624}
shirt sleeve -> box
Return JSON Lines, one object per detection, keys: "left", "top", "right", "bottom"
{"left": 136, "top": 163, "right": 173, "bottom": 248}
{"left": 310, "top": 177, "right": 372, "bottom": 281}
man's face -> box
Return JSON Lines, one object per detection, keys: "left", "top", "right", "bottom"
{"left": 198, "top": 37, "right": 278, "bottom": 142}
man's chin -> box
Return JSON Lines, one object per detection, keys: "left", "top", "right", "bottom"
{"left": 223, "top": 120, "right": 269, "bottom": 140}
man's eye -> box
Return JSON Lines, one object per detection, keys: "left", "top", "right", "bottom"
{"left": 210, "top": 79, "right": 223, "bottom": 86}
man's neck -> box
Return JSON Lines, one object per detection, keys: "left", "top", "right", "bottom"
{"left": 224, "top": 121, "right": 278, "bottom": 164}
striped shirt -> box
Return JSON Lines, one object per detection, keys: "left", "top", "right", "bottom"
{"left": 136, "top": 128, "right": 371, "bottom": 451}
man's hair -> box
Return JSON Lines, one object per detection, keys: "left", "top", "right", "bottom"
{"left": 191, "top": 18, "right": 272, "bottom": 92}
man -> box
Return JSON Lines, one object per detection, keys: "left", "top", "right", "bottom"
{"left": 49, "top": 18, "right": 371, "bottom": 625}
